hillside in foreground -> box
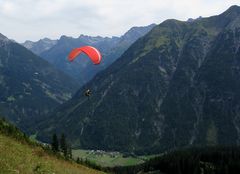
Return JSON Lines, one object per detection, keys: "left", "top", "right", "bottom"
{"left": 0, "top": 118, "right": 104, "bottom": 174}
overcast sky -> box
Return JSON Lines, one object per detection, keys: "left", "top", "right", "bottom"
{"left": 0, "top": 0, "right": 239, "bottom": 42}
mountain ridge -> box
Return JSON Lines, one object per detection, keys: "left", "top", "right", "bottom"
{"left": 0, "top": 33, "right": 79, "bottom": 132}
{"left": 22, "top": 38, "right": 57, "bottom": 55}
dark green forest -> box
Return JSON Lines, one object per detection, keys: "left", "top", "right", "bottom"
{"left": 100, "top": 146, "right": 240, "bottom": 174}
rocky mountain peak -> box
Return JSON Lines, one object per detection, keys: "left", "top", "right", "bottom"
{"left": 0, "top": 33, "right": 8, "bottom": 40}
{"left": 221, "top": 5, "right": 240, "bottom": 20}
{"left": 121, "top": 24, "right": 156, "bottom": 41}
{"left": 0, "top": 33, "right": 11, "bottom": 48}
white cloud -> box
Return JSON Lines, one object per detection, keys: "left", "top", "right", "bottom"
{"left": 0, "top": 0, "right": 239, "bottom": 42}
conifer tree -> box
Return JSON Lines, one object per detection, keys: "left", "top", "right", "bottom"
{"left": 76, "top": 157, "right": 80, "bottom": 164}
{"left": 60, "top": 133, "right": 67, "bottom": 157}
{"left": 51, "top": 133, "right": 59, "bottom": 152}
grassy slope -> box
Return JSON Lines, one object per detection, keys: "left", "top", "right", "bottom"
{"left": 0, "top": 134, "right": 104, "bottom": 174}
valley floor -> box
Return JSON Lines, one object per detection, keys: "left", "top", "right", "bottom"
{"left": 72, "top": 149, "right": 156, "bottom": 167}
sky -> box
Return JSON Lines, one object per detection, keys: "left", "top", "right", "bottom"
{"left": 0, "top": 0, "right": 239, "bottom": 42}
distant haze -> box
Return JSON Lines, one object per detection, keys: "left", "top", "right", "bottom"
{"left": 0, "top": 0, "right": 239, "bottom": 42}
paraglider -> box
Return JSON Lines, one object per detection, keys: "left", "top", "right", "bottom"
{"left": 68, "top": 46, "right": 102, "bottom": 64}
{"left": 68, "top": 46, "right": 102, "bottom": 98}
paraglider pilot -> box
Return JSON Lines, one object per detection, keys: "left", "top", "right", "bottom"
{"left": 85, "top": 89, "right": 92, "bottom": 97}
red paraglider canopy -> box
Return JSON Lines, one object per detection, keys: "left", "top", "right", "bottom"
{"left": 68, "top": 46, "right": 102, "bottom": 65}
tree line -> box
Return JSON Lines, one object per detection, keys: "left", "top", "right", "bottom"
{"left": 51, "top": 133, "right": 72, "bottom": 159}
{"left": 102, "top": 146, "right": 240, "bottom": 174}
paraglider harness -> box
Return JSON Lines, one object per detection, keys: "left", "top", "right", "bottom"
{"left": 85, "top": 89, "right": 92, "bottom": 98}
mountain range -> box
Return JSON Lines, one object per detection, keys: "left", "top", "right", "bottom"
{"left": 22, "top": 24, "right": 156, "bottom": 85}
{"left": 37, "top": 5, "right": 240, "bottom": 154}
